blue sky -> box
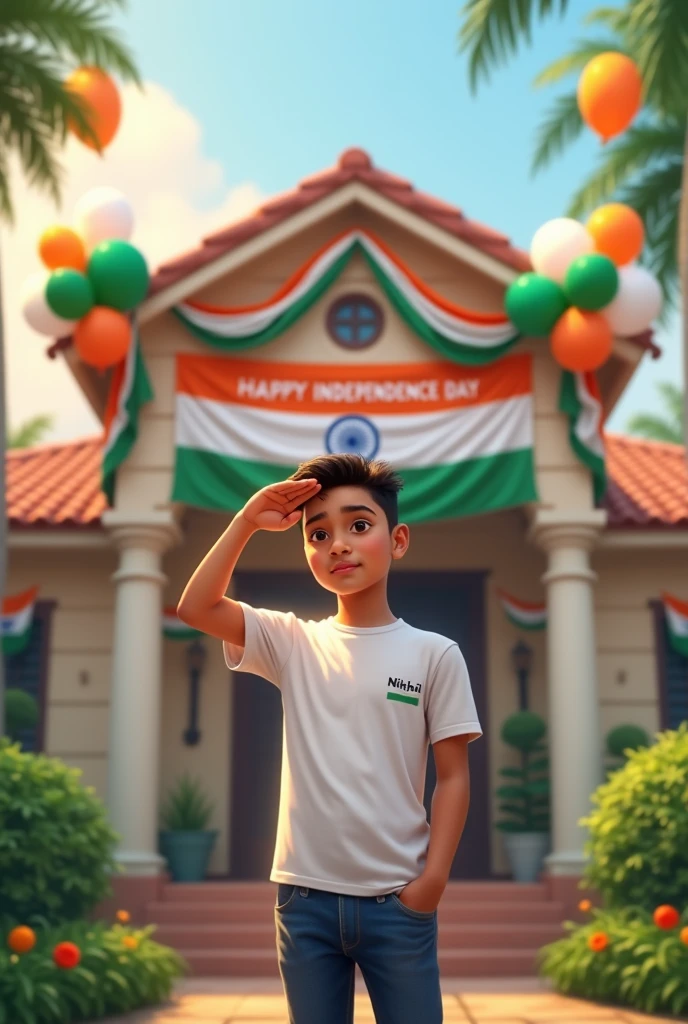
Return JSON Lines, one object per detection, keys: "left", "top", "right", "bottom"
{"left": 114, "top": 0, "right": 681, "bottom": 432}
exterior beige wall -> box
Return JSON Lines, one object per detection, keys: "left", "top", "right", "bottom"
{"left": 7, "top": 547, "right": 117, "bottom": 803}
{"left": 593, "top": 548, "right": 683, "bottom": 743}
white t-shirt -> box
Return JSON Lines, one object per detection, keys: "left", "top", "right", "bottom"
{"left": 223, "top": 603, "right": 483, "bottom": 897}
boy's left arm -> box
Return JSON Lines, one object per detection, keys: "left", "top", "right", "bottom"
{"left": 398, "top": 735, "right": 470, "bottom": 912}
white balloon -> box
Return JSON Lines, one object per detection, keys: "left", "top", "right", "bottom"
{"left": 20, "top": 272, "right": 76, "bottom": 337}
{"left": 530, "top": 218, "right": 595, "bottom": 284}
{"left": 74, "top": 186, "right": 134, "bottom": 252}
{"left": 601, "top": 264, "right": 663, "bottom": 336}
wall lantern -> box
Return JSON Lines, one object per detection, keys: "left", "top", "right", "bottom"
{"left": 511, "top": 640, "right": 533, "bottom": 712}
{"left": 183, "top": 640, "right": 207, "bottom": 746}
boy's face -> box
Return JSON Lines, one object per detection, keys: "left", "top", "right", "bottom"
{"left": 301, "top": 484, "right": 409, "bottom": 594}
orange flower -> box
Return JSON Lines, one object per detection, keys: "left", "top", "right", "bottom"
{"left": 116, "top": 909, "right": 130, "bottom": 923}
{"left": 7, "top": 926, "right": 36, "bottom": 954}
{"left": 680, "top": 926, "right": 688, "bottom": 946}
{"left": 122, "top": 936, "right": 138, "bottom": 950}
{"left": 588, "top": 931, "right": 609, "bottom": 952}
{"left": 53, "top": 941, "right": 81, "bottom": 969}
{"left": 653, "top": 905, "right": 680, "bottom": 930}
{"left": 578, "top": 899, "right": 592, "bottom": 912}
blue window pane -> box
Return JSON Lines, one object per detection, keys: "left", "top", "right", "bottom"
{"left": 359, "top": 306, "right": 375, "bottom": 320}
{"left": 336, "top": 325, "right": 353, "bottom": 341}
{"left": 359, "top": 325, "right": 375, "bottom": 341}
{"left": 337, "top": 306, "right": 353, "bottom": 320}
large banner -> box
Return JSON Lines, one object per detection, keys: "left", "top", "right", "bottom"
{"left": 171, "top": 353, "right": 538, "bottom": 523}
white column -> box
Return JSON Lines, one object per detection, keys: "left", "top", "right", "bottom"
{"left": 103, "top": 512, "right": 181, "bottom": 876}
{"left": 531, "top": 510, "right": 606, "bottom": 876}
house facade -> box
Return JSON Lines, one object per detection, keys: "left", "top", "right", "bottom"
{"left": 7, "top": 148, "right": 688, "bottom": 924}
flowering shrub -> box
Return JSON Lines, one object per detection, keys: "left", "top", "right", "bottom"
{"left": 0, "top": 915, "right": 186, "bottom": 1022}
{"left": 539, "top": 903, "right": 688, "bottom": 1017}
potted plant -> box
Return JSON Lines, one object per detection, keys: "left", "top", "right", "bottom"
{"left": 495, "top": 710, "right": 551, "bottom": 883}
{"left": 159, "top": 774, "right": 218, "bottom": 883}
{"left": 604, "top": 723, "right": 650, "bottom": 780}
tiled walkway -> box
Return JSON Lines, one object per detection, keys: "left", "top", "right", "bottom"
{"left": 99, "top": 976, "right": 685, "bottom": 1022}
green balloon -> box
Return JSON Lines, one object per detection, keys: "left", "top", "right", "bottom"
{"left": 564, "top": 254, "right": 619, "bottom": 311}
{"left": 87, "top": 240, "right": 150, "bottom": 312}
{"left": 504, "top": 273, "right": 568, "bottom": 337}
{"left": 45, "top": 269, "right": 94, "bottom": 320}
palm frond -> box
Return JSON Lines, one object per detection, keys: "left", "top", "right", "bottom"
{"left": 0, "top": 0, "right": 140, "bottom": 84}
{"left": 624, "top": 0, "right": 688, "bottom": 116}
{"left": 655, "top": 381, "right": 684, "bottom": 427}
{"left": 531, "top": 91, "right": 584, "bottom": 174}
{"left": 8, "top": 415, "right": 54, "bottom": 449}
{"left": 458, "top": 0, "right": 570, "bottom": 93}
{"left": 618, "top": 158, "right": 682, "bottom": 313}
{"left": 626, "top": 413, "right": 682, "bottom": 444}
{"left": 0, "top": 39, "right": 101, "bottom": 144}
{"left": 0, "top": 87, "right": 62, "bottom": 203}
{"left": 566, "top": 120, "right": 684, "bottom": 218}
{"left": 0, "top": 145, "right": 13, "bottom": 221}
{"left": 533, "top": 37, "right": 622, "bottom": 88}
{"left": 583, "top": 6, "right": 632, "bottom": 36}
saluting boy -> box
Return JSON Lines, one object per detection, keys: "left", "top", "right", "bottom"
{"left": 178, "top": 452, "right": 483, "bottom": 1024}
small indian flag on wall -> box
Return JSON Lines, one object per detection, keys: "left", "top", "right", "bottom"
{"left": 2, "top": 587, "right": 39, "bottom": 655}
{"left": 163, "top": 607, "right": 202, "bottom": 641}
{"left": 661, "top": 593, "right": 688, "bottom": 657}
{"left": 497, "top": 589, "right": 547, "bottom": 631}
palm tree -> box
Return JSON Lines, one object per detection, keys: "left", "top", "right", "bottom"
{"left": 0, "top": 0, "right": 140, "bottom": 736}
{"left": 627, "top": 382, "right": 683, "bottom": 444}
{"left": 7, "top": 415, "right": 54, "bottom": 449}
{"left": 458, "top": 0, "right": 688, "bottom": 441}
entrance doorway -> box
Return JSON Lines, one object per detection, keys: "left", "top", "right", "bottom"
{"left": 228, "top": 570, "right": 490, "bottom": 879}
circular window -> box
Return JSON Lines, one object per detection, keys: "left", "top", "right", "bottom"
{"left": 326, "top": 294, "right": 384, "bottom": 348}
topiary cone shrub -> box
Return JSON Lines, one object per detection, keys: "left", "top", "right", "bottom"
{"left": 0, "top": 739, "right": 120, "bottom": 924}
{"left": 495, "top": 710, "right": 551, "bottom": 834}
{"left": 580, "top": 722, "right": 688, "bottom": 911}
{"left": 604, "top": 724, "right": 651, "bottom": 780}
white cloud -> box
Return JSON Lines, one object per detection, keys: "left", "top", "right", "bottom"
{"left": 1, "top": 81, "right": 265, "bottom": 443}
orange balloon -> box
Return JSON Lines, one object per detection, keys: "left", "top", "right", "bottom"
{"left": 550, "top": 308, "right": 613, "bottom": 372}
{"left": 74, "top": 307, "right": 131, "bottom": 369}
{"left": 587, "top": 204, "right": 645, "bottom": 266}
{"left": 39, "top": 226, "right": 86, "bottom": 271}
{"left": 577, "top": 53, "right": 642, "bottom": 142}
{"left": 65, "top": 67, "right": 121, "bottom": 150}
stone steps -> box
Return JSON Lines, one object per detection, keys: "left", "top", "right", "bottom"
{"left": 144, "top": 880, "right": 567, "bottom": 977}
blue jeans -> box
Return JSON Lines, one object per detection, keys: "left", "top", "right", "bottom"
{"left": 274, "top": 883, "right": 443, "bottom": 1024}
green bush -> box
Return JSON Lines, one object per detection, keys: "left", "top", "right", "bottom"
{"left": 0, "top": 916, "right": 186, "bottom": 1023}
{"left": 160, "top": 774, "right": 214, "bottom": 831}
{"left": 606, "top": 724, "right": 651, "bottom": 760}
{"left": 538, "top": 904, "right": 688, "bottom": 1017}
{"left": 5, "top": 690, "right": 39, "bottom": 740}
{"left": 495, "top": 711, "right": 551, "bottom": 834}
{"left": 0, "top": 740, "right": 120, "bottom": 924}
{"left": 580, "top": 723, "right": 688, "bottom": 910}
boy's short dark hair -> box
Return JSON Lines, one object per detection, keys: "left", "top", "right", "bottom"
{"left": 288, "top": 453, "right": 405, "bottom": 533}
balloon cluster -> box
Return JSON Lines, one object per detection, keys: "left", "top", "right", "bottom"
{"left": 506, "top": 207, "right": 661, "bottom": 372}
{"left": 21, "top": 188, "right": 149, "bottom": 370}
{"left": 504, "top": 52, "right": 662, "bottom": 373}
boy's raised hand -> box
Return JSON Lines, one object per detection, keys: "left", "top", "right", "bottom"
{"left": 240, "top": 478, "right": 322, "bottom": 532}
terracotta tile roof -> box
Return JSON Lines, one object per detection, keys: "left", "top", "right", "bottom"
{"left": 7, "top": 436, "right": 105, "bottom": 528}
{"left": 148, "top": 148, "right": 532, "bottom": 298}
{"left": 6, "top": 432, "right": 688, "bottom": 531}
{"left": 603, "top": 434, "right": 688, "bottom": 528}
